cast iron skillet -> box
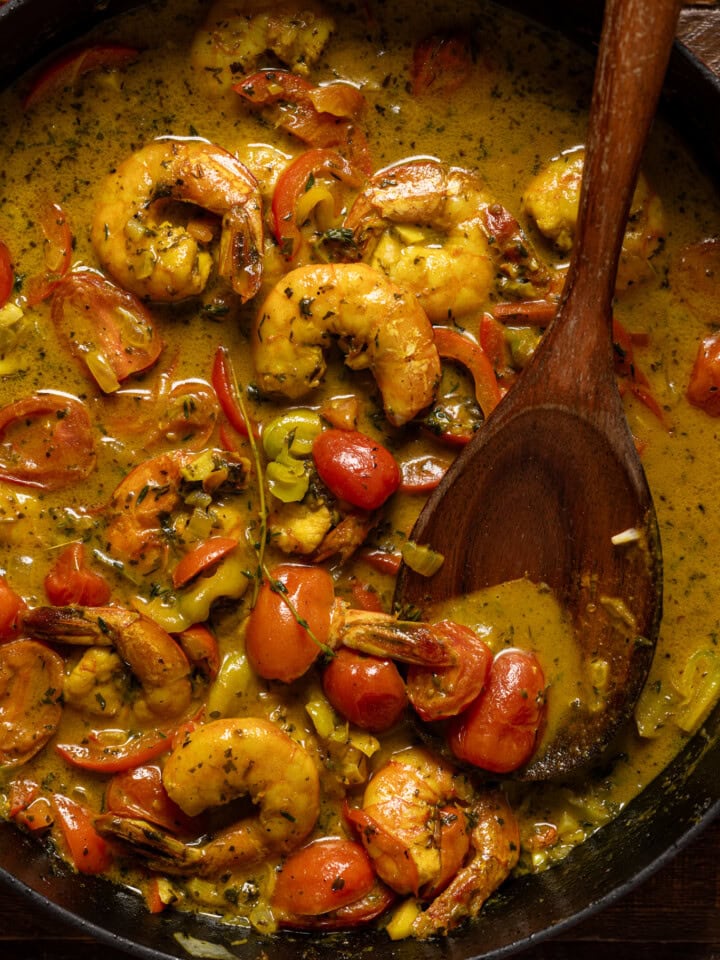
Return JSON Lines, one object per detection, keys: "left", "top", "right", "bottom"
{"left": 0, "top": 2, "right": 718, "bottom": 958}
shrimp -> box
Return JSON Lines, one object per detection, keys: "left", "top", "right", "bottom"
{"left": 97, "top": 717, "right": 321, "bottom": 877}
{"left": 103, "top": 447, "right": 250, "bottom": 576}
{"left": 0, "top": 639, "right": 64, "bottom": 767}
{"left": 22, "top": 605, "right": 192, "bottom": 721}
{"left": 522, "top": 147, "right": 665, "bottom": 288}
{"left": 344, "top": 159, "right": 496, "bottom": 323}
{"left": 190, "top": 0, "right": 335, "bottom": 95}
{"left": 252, "top": 263, "right": 441, "bottom": 426}
{"left": 92, "top": 138, "right": 264, "bottom": 302}
{"left": 347, "top": 747, "right": 519, "bottom": 938}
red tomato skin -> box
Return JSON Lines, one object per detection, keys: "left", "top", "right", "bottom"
{"left": 312, "top": 429, "right": 400, "bottom": 510}
{"left": 0, "top": 576, "right": 25, "bottom": 641}
{"left": 448, "top": 648, "right": 546, "bottom": 773}
{"left": 55, "top": 729, "right": 172, "bottom": 774}
{"left": 106, "top": 764, "right": 196, "bottom": 834}
{"left": 245, "top": 565, "right": 335, "bottom": 682}
{"left": 323, "top": 648, "right": 407, "bottom": 732}
{"left": 271, "top": 838, "right": 376, "bottom": 917}
{"left": 406, "top": 621, "right": 493, "bottom": 722}
{"left": 44, "top": 542, "right": 111, "bottom": 606}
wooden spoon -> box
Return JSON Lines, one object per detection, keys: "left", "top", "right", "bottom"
{"left": 396, "top": 0, "right": 680, "bottom": 780}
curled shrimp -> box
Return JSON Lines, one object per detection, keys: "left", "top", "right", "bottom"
{"left": 344, "top": 159, "right": 496, "bottom": 322}
{"left": 522, "top": 147, "right": 665, "bottom": 288}
{"left": 252, "top": 262, "right": 441, "bottom": 426}
{"left": 92, "top": 138, "right": 264, "bottom": 302}
{"left": 348, "top": 746, "right": 519, "bottom": 937}
{"left": 22, "top": 605, "right": 192, "bottom": 721}
{"left": 190, "top": 0, "right": 335, "bottom": 95}
{"left": 98, "top": 717, "right": 321, "bottom": 877}
{"left": 0, "top": 639, "right": 64, "bottom": 767}
{"left": 103, "top": 447, "right": 250, "bottom": 576}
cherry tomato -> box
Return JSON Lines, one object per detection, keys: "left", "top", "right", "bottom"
{"left": 52, "top": 794, "right": 112, "bottom": 874}
{"left": 406, "top": 621, "right": 493, "bottom": 722}
{"left": 272, "top": 148, "right": 363, "bottom": 259}
{"left": 687, "top": 330, "right": 720, "bottom": 417}
{"left": 51, "top": 271, "right": 163, "bottom": 390}
{"left": 448, "top": 648, "right": 546, "bottom": 773}
{"left": 25, "top": 201, "right": 72, "bottom": 306}
{"left": 411, "top": 33, "right": 474, "bottom": 96}
{"left": 245, "top": 564, "right": 335, "bottom": 683}
{"left": 55, "top": 729, "right": 173, "bottom": 773}
{"left": 106, "top": 764, "right": 195, "bottom": 834}
{"left": 0, "top": 392, "right": 96, "bottom": 490}
{"left": 323, "top": 648, "right": 407, "bottom": 732}
{"left": 235, "top": 71, "right": 372, "bottom": 173}
{"left": 271, "top": 838, "right": 376, "bottom": 917}
{"left": 0, "top": 240, "right": 13, "bottom": 307}
{"left": 0, "top": 576, "right": 25, "bottom": 641}
{"left": 312, "top": 429, "right": 400, "bottom": 510}
{"left": 44, "top": 542, "right": 111, "bottom": 606}
{"left": 171, "top": 536, "right": 238, "bottom": 589}
{"left": 23, "top": 44, "right": 139, "bottom": 110}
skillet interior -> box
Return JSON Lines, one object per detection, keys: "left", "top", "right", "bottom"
{"left": 0, "top": 2, "right": 718, "bottom": 957}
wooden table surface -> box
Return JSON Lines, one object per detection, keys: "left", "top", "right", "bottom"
{"left": 1, "top": 3, "right": 719, "bottom": 959}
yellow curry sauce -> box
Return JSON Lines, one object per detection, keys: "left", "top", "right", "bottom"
{"left": 0, "top": 0, "right": 719, "bottom": 939}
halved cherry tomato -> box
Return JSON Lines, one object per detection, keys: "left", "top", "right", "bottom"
{"left": 433, "top": 327, "right": 501, "bottom": 419}
{"left": 271, "top": 838, "right": 376, "bottom": 917}
{"left": 687, "top": 329, "right": 720, "bottom": 416}
{"left": 312, "top": 429, "right": 400, "bottom": 511}
{"left": 406, "top": 621, "right": 493, "bottom": 722}
{"left": 323, "top": 648, "right": 407, "bottom": 732}
{"left": 25, "top": 202, "right": 72, "bottom": 306}
{"left": 245, "top": 564, "right": 335, "bottom": 683}
{"left": 0, "top": 392, "right": 96, "bottom": 490}
{"left": 44, "top": 542, "right": 111, "bottom": 606}
{"left": 51, "top": 271, "right": 163, "bottom": 391}
{"left": 211, "top": 345, "right": 257, "bottom": 438}
{"left": 235, "top": 71, "right": 372, "bottom": 173}
{"left": 23, "top": 44, "right": 139, "bottom": 110}
{"left": 348, "top": 579, "right": 385, "bottom": 613}
{"left": 411, "top": 33, "right": 474, "bottom": 96}
{"left": 106, "top": 764, "right": 195, "bottom": 833}
{"left": 171, "top": 536, "right": 238, "bottom": 589}
{"left": 0, "top": 576, "right": 25, "bottom": 641}
{"left": 55, "top": 729, "right": 173, "bottom": 773}
{"left": 278, "top": 881, "right": 396, "bottom": 930}
{"left": 174, "top": 624, "right": 220, "bottom": 680}
{"left": 0, "top": 240, "right": 13, "bottom": 307}
{"left": 448, "top": 648, "right": 546, "bottom": 773}
{"left": 52, "top": 794, "right": 112, "bottom": 874}
{"left": 272, "top": 148, "right": 364, "bottom": 259}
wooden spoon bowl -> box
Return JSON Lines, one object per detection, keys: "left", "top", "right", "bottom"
{"left": 396, "top": 0, "right": 678, "bottom": 780}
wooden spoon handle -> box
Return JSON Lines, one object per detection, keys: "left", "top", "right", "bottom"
{"left": 568, "top": 0, "right": 682, "bottom": 317}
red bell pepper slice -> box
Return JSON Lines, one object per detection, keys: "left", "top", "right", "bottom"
{"left": 272, "top": 148, "right": 364, "bottom": 259}
{"left": 172, "top": 536, "right": 239, "bottom": 589}
{"left": 25, "top": 202, "right": 72, "bottom": 306}
{"left": 0, "top": 240, "right": 13, "bottom": 308}
{"left": 52, "top": 794, "right": 112, "bottom": 874}
{"left": 434, "top": 326, "right": 501, "bottom": 418}
{"left": 211, "top": 346, "right": 257, "bottom": 438}
{"left": 55, "top": 729, "right": 173, "bottom": 774}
